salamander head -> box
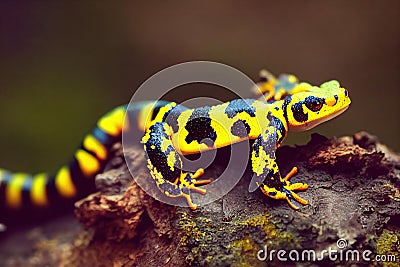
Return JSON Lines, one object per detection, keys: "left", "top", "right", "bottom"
{"left": 283, "top": 80, "right": 351, "bottom": 132}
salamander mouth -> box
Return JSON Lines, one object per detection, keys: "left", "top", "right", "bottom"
{"left": 289, "top": 105, "right": 349, "bottom": 132}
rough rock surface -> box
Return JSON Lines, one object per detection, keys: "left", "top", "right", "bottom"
{"left": 1, "top": 132, "right": 399, "bottom": 266}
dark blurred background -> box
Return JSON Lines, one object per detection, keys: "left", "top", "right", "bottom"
{"left": 0, "top": 1, "right": 399, "bottom": 174}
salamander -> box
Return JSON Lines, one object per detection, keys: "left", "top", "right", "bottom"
{"left": 251, "top": 69, "right": 314, "bottom": 102}
{"left": 0, "top": 75, "right": 351, "bottom": 213}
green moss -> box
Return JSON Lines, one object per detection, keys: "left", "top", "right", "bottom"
{"left": 178, "top": 211, "right": 206, "bottom": 242}
{"left": 227, "top": 214, "right": 297, "bottom": 266}
{"left": 376, "top": 229, "right": 399, "bottom": 267}
{"left": 228, "top": 237, "right": 262, "bottom": 267}
{"left": 177, "top": 212, "right": 298, "bottom": 266}
{"left": 242, "top": 214, "right": 296, "bottom": 245}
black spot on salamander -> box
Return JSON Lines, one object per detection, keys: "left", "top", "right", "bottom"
{"left": 266, "top": 112, "right": 287, "bottom": 144}
{"left": 185, "top": 106, "right": 217, "bottom": 147}
{"left": 269, "top": 151, "right": 275, "bottom": 159}
{"left": 274, "top": 106, "right": 279, "bottom": 111}
{"left": 146, "top": 146, "right": 181, "bottom": 183}
{"left": 164, "top": 104, "right": 187, "bottom": 132}
{"left": 150, "top": 105, "right": 162, "bottom": 121}
{"left": 184, "top": 174, "right": 192, "bottom": 184}
{"left": 225, "top": 99, "right": 256, "bottom": 119}
{"left": 257, "top": 168, "right": 282, "bottom": 190}
{"left": 163, "top": 144, "right": 174, "bottom": 155}
{"left": 231, "top": 119, "right": 251, "bottom": 138}
{"left": 253, "top": 130, "right": 277, "bottom": 159}
{"left": 263, "top": 171, "right": 283, "bottom": 189}
{"left": 253, "top": 140, "right": 261, "bottom": 157}
{"left": 145, "top": 123, "right": 181, "bottom": 182}
{"left": 159, "top": 182, "right": 180, "bottom": 195}
{"left": 159, "top": 105, "right": 174, "bottom": 125}
{"left": 281, "top": 95, "right": 292, "bottom": 124}
{"left": 291, "top": 102, "right": 308, "bottom": 122}
{"left": 149, "top": 101, "right": 172, "bottom": 121}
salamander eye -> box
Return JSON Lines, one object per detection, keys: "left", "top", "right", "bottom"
{"left": 305, "top": 96, "right": 324, "bottom": 111}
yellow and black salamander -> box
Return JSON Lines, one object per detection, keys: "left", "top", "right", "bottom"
{"left": 0, "top": 74, "right": 351, "bottom": 213}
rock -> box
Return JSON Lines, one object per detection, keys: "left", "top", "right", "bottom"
{"left": 2, "top": 132, "right": 399, "bottom": 266}
{"left": 71, "top": 132, "right": 400, "bottom": 266}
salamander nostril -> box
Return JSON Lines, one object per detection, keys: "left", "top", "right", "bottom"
{"left": 344, "top": 89, "right": 348, "bottom": 97}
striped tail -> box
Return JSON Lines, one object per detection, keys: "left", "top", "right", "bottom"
{"left": 0, "top": 101, "right": 174, "bottom": 216}
{"left": 0, "top": 105, "right": 127, "bottom": 212}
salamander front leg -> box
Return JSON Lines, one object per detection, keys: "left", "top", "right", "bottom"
{"left": 142, "top": 122, "right": 211, "bottom": 209}
{"left": 251, "top": 131, "right": 308, "bottom": 210}
{"left": 259, "top": 166, "right": 308, "bottom": 210}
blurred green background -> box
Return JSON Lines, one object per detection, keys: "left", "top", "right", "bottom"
{"left": 0, "top": 1, "right": 399, "bottom": 174}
